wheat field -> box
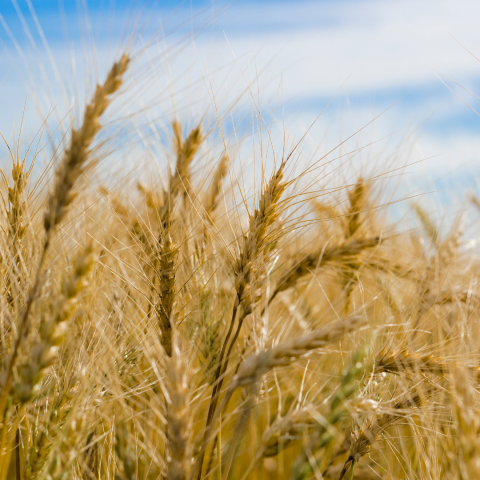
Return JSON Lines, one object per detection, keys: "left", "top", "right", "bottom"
{"left": 1, "top": 8, "right": 480, "bottom": 480}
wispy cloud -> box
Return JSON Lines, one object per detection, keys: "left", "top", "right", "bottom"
{"left": 0, "top": 0, "right": 479, "bottom": 192}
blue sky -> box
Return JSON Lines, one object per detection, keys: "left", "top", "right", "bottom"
{"left": 2, "top": 0, "right": 480, "bottom": 218}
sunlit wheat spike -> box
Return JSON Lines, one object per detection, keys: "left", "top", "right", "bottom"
{"left": 346, "top": 178, "right": 369, "bottom": 238}
{"left": 196, "top": 160, "right": 289, "bottom": 479}
{"left": 375, "top": 349, "right": 448, "bottom": 376}
{"left": 169, "top": 121, "right": 204, "bottom": 200}
{"left": 375, "top": 348, "right": 480, "bottom": 380}
{"left": 165, "top": 341, "right": 193, "bottom": 480}
{"left": 204, "top": 155, "right": 229, "bottom": 217}
{"left": 233, "top": 160, "right": 288, "bottom": 315}
{"left": 413, "top": 203, "right": 439, "bottom": 247}
{"left": 261, "top": 407, "right": 312, "bottom": 457}
{"left": 13, "top": 244, "right": 95, "bottom": 404}
{"left": 44, "top": 54, "right": 130, "bottom": 233}
{"left": 272, "top": 237, "right": 380, "bottom": 298}
{"left": 156, "top": 232, "right": 179, "bottom": 357}
{"left": 240, "top": 405, "right": 313, "bottom": 479}
{"left": 2, "top": 152, "right": 30, "bottom": 307}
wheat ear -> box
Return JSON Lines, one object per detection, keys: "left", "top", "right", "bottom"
{"left": 413, "top": 203, "right": 439, "bottom": 247}
{"left": 204, "top": 155, "right": 229, "bottom": 218}
{"left": 451, "top": 367, "right": 480, "bottom": 477}
{"left": 268, "top": 237, "right": 380, "bottom": 305}
{"left": 13, "top": 244, "right": 95, "bottom": 404}
{"left": 5, "top": 157, "right": 28, "bottom": 250}
{"left": 153, "top": 123, "right": 202, "bottom": 345}
{"left": 44, "top": 55, "right": 130, "bottom": 233}
{"left": 235, "top": 316, "right": 364, "bottom": 386}
{"left": 290, "top": 347, "right": 369, "bottom": 480}
{"left": 115, "top": 420, "right": 138, "bottom": 480}
{"left": 27, "top": 377, "right": 80, "bottom": 480}
{"left": 240, "top": 405, "right": 313, "bottom": 480}
{"left": 219, "top": 159, "right": 288, "bottom": 377}
{"left": 340, "top": 179, "right": 373, "bottom": 313}
{"left": 165, "top": 341, "right": 193, "bottom": 480}
{"left": 161, "top": 121, "right": 203, "bottom": 226}
{"left": 375, "top": 348, "right": 480, "bottom": 381}
{"left": 375, "top": 349, "right": 448, "bottom": 377}
{"left": 0, "top": 148, "right": 32, "bottom": 312}
{"left": 196, "top": 160, "right": 288, "bottom": 479}
{"left": 170, "top": 121, "right": 203, "bottom": 197}
{"left": 156, "top": 233, "right": 179, "bottom": 357}
{"left": 345, "top": 178, "right": 368, "bottom": 239}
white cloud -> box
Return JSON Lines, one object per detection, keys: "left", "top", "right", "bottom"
{"left": 205, "top": 0, "right": 480, "bottom": 97}
{"left": 0, "top": 0, "right": 479, "bottom": 198}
